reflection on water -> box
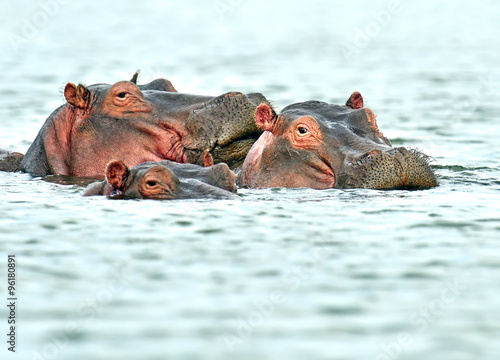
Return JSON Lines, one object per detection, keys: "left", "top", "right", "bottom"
{"left": 1, "top": 1, "right": 500, "bottom": 359}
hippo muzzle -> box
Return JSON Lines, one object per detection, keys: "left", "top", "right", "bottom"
{"left": 337, "top": 147, "right": 437, "bottom": 190}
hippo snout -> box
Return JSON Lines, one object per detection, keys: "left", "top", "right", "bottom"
{"left": 337, "top": 147, "right": 438, "bottom": 190}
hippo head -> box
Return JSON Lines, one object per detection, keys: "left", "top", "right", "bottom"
{"left": 22, "top": 74, "right": 266, "bottom": 177}
{"left": 240, "top": 92, "right": 438, "bottom": 190}
{"left": 83, "top": 160, "right": 237, "bottom": 199}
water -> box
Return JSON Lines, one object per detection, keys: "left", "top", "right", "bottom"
{"left": 1, "top": 1, "right": 500, "bottom": 359}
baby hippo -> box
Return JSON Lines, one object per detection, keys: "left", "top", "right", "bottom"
{"left": 83, "top": 160, "right": 238, "bottom": 200}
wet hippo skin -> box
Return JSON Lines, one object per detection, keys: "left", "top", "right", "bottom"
{"left": 18, "top": 73, "right": 269, "bottom": 177}
{"left": 239, "top": 92, "right": 438, "bottom": 190}
{"left": 83, "top": 160, "right": 238, "bottom": 200}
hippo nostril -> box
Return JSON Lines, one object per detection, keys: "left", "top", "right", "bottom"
{"left": 391, "top": 148, "right": 417, "bottom": 170}
{"left": 392, "top": 148, "right": 406, "bottom": 163}
{"left": 394, "top": 147, "right": 410, "bottom": 157}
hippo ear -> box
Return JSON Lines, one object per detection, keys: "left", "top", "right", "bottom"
{"left": 346, "top": 91, "right": 364, "bottom": 109}
{"left": 105, "top": 160, "right": 129, "bottom": 191}
{"left": 255, "top": 103, "right": 277, "bottom": 132}
{"left": 64, "top": 83, "right": 91, "bottom": 110}
{"left": 138, "top": 78, "right": 177, "bottom": 92}
{"left": 130, "top": 71, "right": 139, "bottom": 84}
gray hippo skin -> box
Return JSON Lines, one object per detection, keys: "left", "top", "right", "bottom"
{"left": 83, "top": 160, "right": 238, "bottom": 200}
{"left": 239, "top": 92, "right": 438, "bottom": 190}
{"left": 20, "top": 73, "right": 268, "bottom": 177}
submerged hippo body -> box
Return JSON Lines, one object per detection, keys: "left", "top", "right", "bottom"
{"left": 21, "top": 74, "right": 267, "bottom": 177}
{"left": 240, "top": 92, "right": 438, "bottom": 190}
{"left": 83, "top": 160, "right": 238, "bottom": 200}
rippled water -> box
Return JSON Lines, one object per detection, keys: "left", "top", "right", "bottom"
{"left": 1, "top": 1, "right": 500, "bottom": 359}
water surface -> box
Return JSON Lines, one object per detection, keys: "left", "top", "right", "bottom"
{"left": 1, "top": 1, "right": 499, "bottom": 359}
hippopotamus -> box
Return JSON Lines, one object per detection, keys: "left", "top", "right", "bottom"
{"left": 17, "top": 73, "right": 268, "bottom": 177}
{"left": 0, "top": 150, "right": 24, "bottom": 172}
{"left": 83, "top": 160, "right": 238, "bottom": 200}
{"left": 239, "top": 92, "right": 438, "bottom": 190}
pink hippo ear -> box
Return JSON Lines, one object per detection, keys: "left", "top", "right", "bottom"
{"left": 64, "top": 83, "right": 91, "bottom": 110}
{"left": 346, "top": 91, "right": 364, "bottom": 109}
{"left": 255, "top": 103, "right": 277, "bottom": 132}
{"left": 105, "top": 160, "right": 129, "bottom": 191}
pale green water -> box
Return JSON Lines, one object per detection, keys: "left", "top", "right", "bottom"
{"left": 1, "top": 1, "right": 500, "bottom": 359}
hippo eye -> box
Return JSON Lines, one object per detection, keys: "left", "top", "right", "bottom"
{"left": 297, "top": 126, "right": 309, "bottom": 135}
{"left": 146, "top": 180, "right": 158, "bottom": 187}
{"left": 117, "top": 92, "right": 127, "bottom": 99}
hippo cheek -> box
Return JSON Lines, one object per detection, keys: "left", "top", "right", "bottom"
{"left": 241, "top": 133, "right": 336, "bottom": 189}
{"left": 279, "top": 154, "right": 336, "bottom": 189}
{"left": 69, "top": 131, "right": 164, "bottom": 177}
{"left": 307, "top": 161, "right": 336, "bottom": 189}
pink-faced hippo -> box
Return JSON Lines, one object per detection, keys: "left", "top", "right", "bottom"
{"left": 239, "top": 92, "right": 438, "bottom": 190}
{"left": 17, "top": 74, "right": 268, "bottom": 177}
